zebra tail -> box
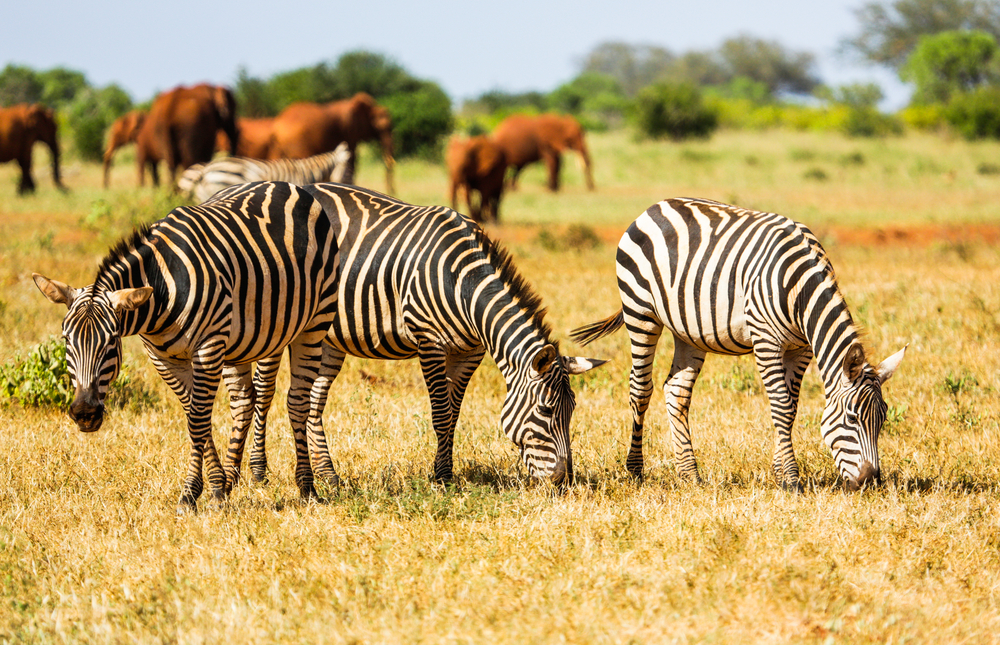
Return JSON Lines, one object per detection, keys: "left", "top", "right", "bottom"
{"left": 569, "top": 309, "right": 624, "bottom": 346}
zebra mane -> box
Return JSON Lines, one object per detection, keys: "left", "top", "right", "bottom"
{"left": 470, "top": 225, "right": 553, "bottom": 343}
{"left": 94, "top": 222, "right": 162, "bottom": 291}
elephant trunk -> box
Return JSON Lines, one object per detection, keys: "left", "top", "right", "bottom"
{"left": 577, "top": 141, "right": 595, "bottom": 191}
{"left": 45, "top": 130, "right": 64, "bottom": 191}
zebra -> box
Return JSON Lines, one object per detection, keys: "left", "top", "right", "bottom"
{"left": 570, "top": 197, "right": 906, "bottom": 491}
{"left": 177, "top": 143, "right": 352, "bottom": 203}
{"left": 222, "top": 183, "right": 606, "bottom": 487}
{"left": 33, "top": 181, "right": 340, "bottom": 513}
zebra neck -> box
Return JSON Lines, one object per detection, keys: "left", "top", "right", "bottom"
{"left": 799, "top": 286, "right": 862, "bottom": 393}
{"left": 96, "top": 244, "right": 167, "bottom": 337}
{"left": 469, "top": 300, "right": 549, "bottom": 376}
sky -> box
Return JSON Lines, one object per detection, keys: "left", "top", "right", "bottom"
{"left": 6, "top": 0, "right": 910, "bottom": 108}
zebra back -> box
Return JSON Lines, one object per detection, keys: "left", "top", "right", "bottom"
{"left": 179, "top": 143, "right": 353, "bottom": 203}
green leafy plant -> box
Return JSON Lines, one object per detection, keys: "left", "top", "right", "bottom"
{"left": 632, "top": 81, "right": 718, "bottom": 141}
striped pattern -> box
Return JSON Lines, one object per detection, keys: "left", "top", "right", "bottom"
{"left": 177, "top": 143, "right": 352, "bottom": 203}
{"left": 571, "top": 198, "right": 905, "bottom": 490}
{"left": 34, "top": 182, "right": 340, "bottom": 512}
{"left": 227, "top": 183, "right": 604, "bottom": 486}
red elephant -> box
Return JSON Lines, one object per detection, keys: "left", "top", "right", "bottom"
{"left": 491, "top": 113, "right": 595, "bottom": 192}
{"left": 446, "top": 136, "right": 506, "bottom": 223}
{"left": 0, "top": 103, "right": 64, "bottom": 194}
{"left": 215, "top": 117, "right": 276, "bottom": 160}
{"left": 102, "top": 110, "right": 146, "bottom": 188}
{"left": 271, "top": 92, "right": 395, "bottom": 193}
{"left": 135, "top": 83, "right": 239, "bottom": 187}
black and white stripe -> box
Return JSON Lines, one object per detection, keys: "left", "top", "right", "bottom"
{"left": 225, "top": 183, "right": 605, "bottom": 487}
{"left": 34, "top": 182, "right": 340, "bottom": 512}
{"left": 571, "top": 198, "right": 906, "bottom": 490}
{"left": 177, "top": 143, "right": 352, "bottom": 203}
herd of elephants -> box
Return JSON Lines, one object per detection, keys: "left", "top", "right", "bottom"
{"left": 6, "top": 82, "right": 906, "bottom": 508}
{"left": 0, "top": 82, "right": 595, "bottom": 223}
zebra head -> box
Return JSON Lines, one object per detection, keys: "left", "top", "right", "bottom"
{"left": 501, "top": 343, "right": 606, "bottom": 486}
{"left": 33, "top": 274, "right": 153, "bottom": 432}
{"left": 822, "top": 343, "right": 907, "bottom": 491}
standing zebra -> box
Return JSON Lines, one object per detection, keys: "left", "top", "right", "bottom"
{"left": 177, "top": 143, "right": 352, "bottom": 203}
{"left": 570, "top": 198, "right": 906, "bottom": 491}
{"left": 33, "top": 182, "right": 340, "bottom": 513}
{"left": 223, "top": 183, "right": 605, "bottom": 487}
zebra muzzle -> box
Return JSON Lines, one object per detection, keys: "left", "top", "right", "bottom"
{"left": 69, "top": 390, "right": 105, "bottom": 432}
{"left": 845, "top": 460, "right": 880, "bottom": 491}
{"left": 550, "top": 454, "right": 574, "bottom": 487}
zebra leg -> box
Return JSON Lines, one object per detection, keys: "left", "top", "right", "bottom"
{"left": 304, "top": 343, "right": 347, "bottom": 488}
{"left": 248, "top": 355, "right": 283, "bottom": 484}
{"left": 179, "top": 341, "right": 228, "bottom": 512}
{"left": 663, "top": 340, "right": 707, "bottom": 483}
{"left": 221, "top": 363, "right": 255, "bottom": 492}
{"left": 417, "top": 345, "right": 485, "bottom": 483}
{"left": 285, "top": 337, "right": 328, "bottom": 500}
{"left": 624, "top": 321, "right": 662, "bottom": 480}
{"left": 754, "top": 342, "right": 812, "bottom": 491}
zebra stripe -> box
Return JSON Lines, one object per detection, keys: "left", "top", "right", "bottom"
{"left": 224, "top": 183, "right": 605, "bottom": 487}
{"left": 34, "top": 181, "right": 340, "bottom": 513}
{"left": 177, "top": 143, "right": 352, "bottom": 203}
{"left": 571, "top": 198, "right": 905, "bottom": 490}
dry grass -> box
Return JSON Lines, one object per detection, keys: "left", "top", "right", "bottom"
{"left": 2, "top": 130, "right": 1000, "bottom": 643}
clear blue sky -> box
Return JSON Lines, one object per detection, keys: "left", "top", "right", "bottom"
{"left": 6, "top": 0, "right": 909, "bottom": 107}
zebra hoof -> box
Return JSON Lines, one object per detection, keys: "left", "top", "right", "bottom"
{"left": 176, "top": 497, "right": 198, "bottom": 516}
{"left": 780, "top": 479, "right": 803, "bottom": 494}
{"left": 251, "top": 472, "right": 269, "bottom": 486}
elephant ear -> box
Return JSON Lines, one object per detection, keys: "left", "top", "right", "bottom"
{"left": 213, "top": 87, "right": 233, "bottom": 120}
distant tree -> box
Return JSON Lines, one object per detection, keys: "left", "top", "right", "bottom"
{"left": 234, "top": 67, "right": 278, "bottom": 117}
{"left": 666, "top": 51, "right": 729, "bottom": 87}
{"left": 38, "top": 67, "right": 88, "bottom": 109}
{"left": 718, "top": 36, "right": 820, "bottom": 95}
{"left": 268, "top": 65, "right": 333, "bottom": 108}
{"left": 944, "top": 85, "right": 1000, "bottom": 138}
{"left": 381, "top": 80, "right": 453, "bottom": 158}
{"left": 0, "top": 64, "right": 43, "bottom": 106}
{"left": 581, "top": 42, "right": 675, "bottom": 96}
{"left": 328, "top": 50, "right": 420, "bottom": 98}
{"left": 547, "top": 72, "right": 628, "bottom": 129}
{"left": 464, "top": 89, "right": 548, "bottom": 115}
{"left": 842, "top": 0, "right": 1000, "bottom": 69}
{"left": 900, "top": 30, "right": 999, "bottom": 103}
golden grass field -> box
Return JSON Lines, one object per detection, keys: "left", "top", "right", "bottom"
{"left": 2, "top": 129, "right": 1000, "bottom": 643}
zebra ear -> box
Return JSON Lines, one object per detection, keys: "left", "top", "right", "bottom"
{"left": 108, "top": 286, "right": 154, "bottom": 312}
{"left": 530, "top": 344, "right": 559, "bottom": 377}
{"left": 561, "top": 356, "right": 608, "bottom": 375}
{"left": 876, "top": 345, "right": 907, "bottom": 384}
{"left": 842, "top": 342, "right": 866, "bottom": 382}
{"left": 33, "top": 273, "right": 77, "bottom": 308}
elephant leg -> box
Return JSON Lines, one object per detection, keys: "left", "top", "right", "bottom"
{"left": 508, "top": 165, "right": 522, "bottom": 191}
{"left": 17, "top": 153, "right": 35, "bottom": 194}
{"left": 544, "top": 151, "right": 562, "bottom": 191}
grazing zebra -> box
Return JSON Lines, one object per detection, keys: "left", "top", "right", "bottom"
{"left": 177, "top": 143, "right": 352, "bottom": 203}
{"left": 223, "top": 183, "right": 605, "bottom": 487}
{"left": 570, "top": 198, "right": 906, "bottom": 491}
{"left": 33, "top": 182, "right": 340, "bottom": 513}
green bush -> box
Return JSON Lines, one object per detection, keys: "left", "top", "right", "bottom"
{"left": 945, "top": 86, "right": 1000, "bottom": 139}
{"left": 841, "top": 107, "right": 904, "bottom": 138}
{"left": 382, "top": 81, "right": 454, "bottom": 159}
{"left": 0, "top": 337, "right": 159, "bottom": 411}
{"left": 632, "top": 81, "right": 718, "bottom": 140}
{"left": 66, "top": 84, "right": 133, "bottom": 161}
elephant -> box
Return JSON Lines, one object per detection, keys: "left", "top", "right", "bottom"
{"left": 0, "top": 103, "right": 64, "bottom": 194}
{"left": 135, "top": 83, "right": 239, "bottom": 187}
{"left": 215, "top": 117, "right": 276, "bottom": 160}
{"left": 491, "top": 113, "right": 595, "bottom": 192}
{"left": 102, "top": 110, "right": 146, "bottom": 188}
{"left": 271, "top": 92, "right": 395, "bottom": 193}
{"left": 446, "top": 136, "right": 506, "bottom": 223}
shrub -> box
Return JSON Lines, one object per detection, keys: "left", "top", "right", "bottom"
{"left": 0, "top": 337, "right": 159, "bottom": 411}
{"left": 899, "top": 104, "right": 946, "bottom": 131}
{"left": 66, "top": 84, "right": 133, "bottom": 161}
{"left": 841, "top": 106, "right": 904, "bottom": 138}
{"left": 632, "top": 81, "right": 718, "bottom": 140}
{"left": 382, "top": 81, "right": 453, "bottom": 159}
{"left": 945, "top": 86, "right": 1000, "bottom": 139}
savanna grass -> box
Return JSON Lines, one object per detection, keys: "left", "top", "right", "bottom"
{"left": 1, "top": 130, "right": 1000, "bottom": 643}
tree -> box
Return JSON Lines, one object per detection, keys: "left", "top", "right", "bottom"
{"left": 234, "top": 67, "right": 278, "bottom": 117}
{"left": 66, "top": 84, "right": 133, "bottom": 161}
{"left": 0, "top": 64, "right": 43, "bottom": 106}
{"left": 900, "top": 30, "right": 999, "bottom": 103}
{"left": 632, "top": 81, "right": 718, "bottom": 140}
{"left": 842, "top": 0, "right": 1000, "bottom": 69}
{"left": 581, "top": 42, "right": 675, "bottom": 96}
{"left": 718, "top": 36, "right": 820, "bottom": 95}
{"left": 38, "top": 67, "right": 88, "bottom": 109}
{"left": 547, "top": 72, "right": 628, "bottom": 129}
{"left": 381, "top": 80, "right": 453, "bottom": 158}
